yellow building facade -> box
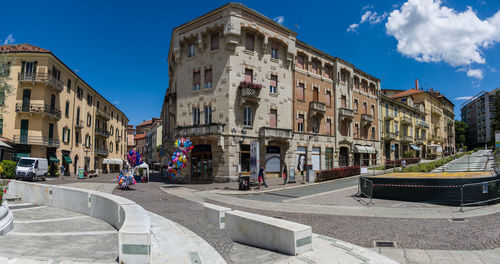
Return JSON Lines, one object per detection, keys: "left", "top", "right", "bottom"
{"left": 0, "top": 44, "right": 128, "bottom": 175}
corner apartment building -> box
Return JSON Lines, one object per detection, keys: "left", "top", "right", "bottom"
{"left": 127, "top": 124, "right": 135, "bottom": 152}
{"left": 0, "top": 44, "right": 129, "bottom": 174}
{"left": 162, "top": 3, "right": 381, "bottom": 183}
{"left": 460, "top": 88, "right": 499, "bottom": 147}
{"left": 383, "top": 82, "right": 455, "bottom": 157}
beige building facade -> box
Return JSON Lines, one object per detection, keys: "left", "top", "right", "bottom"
{"left": 0, "top": 44, "right": 129, "bottom": 175}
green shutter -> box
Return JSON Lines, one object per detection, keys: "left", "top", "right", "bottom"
{"left": 0, "top": 119, "right": 3, "bottom": 135}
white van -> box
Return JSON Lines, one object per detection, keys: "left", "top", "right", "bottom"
{"left": 15, "top": 158, "right": 48, "bottom": 181}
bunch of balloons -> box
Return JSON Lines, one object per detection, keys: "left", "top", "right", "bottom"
{"left": 127, "top": 149, "right": 144, "bottom": 168}
{"left": 117, "top": 171, "right": 136, "bottom": 189}
{"left": 167, "top": 138, "right": 194, "bottom": 179}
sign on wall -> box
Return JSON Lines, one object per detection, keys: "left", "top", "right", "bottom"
{"left": 250, "top": 141, "right": 259, "bottom": 180}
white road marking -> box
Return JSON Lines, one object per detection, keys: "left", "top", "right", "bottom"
{"left": 14, "top": 215, "right": 90, "bottom": 224}
{"left": 8, "top": 230, "right": 117, "bottom": 236}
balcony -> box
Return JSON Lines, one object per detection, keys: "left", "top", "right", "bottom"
{"left": 18, "top": 72, "right": 64, "bottom": 92}
{"left": 116, "top": 135, "right": 122, "bottom": 142}
{"left": 259, "top": 127, "right": 292, "bottom": 141}
{"left": 415, "top": 137, "right": 424, "bottom": 144}
{"left": 401, "top": 116, "right": 412, "bottom": 126}
{"left": 384, "top": 114, "right": 394, "bottom": 120}
{"left": 95, "top": 128, "right": 110, "bottom": 137}
{"left": 239, "top": 81, "right": 262, "bottom": 105}
{"left": 75, "top": 120, "right": 84, "bottom": 129}
{"left": 416, "top": 121, "right": 428, "bottom": 129}
{"left": 401, "top": 135, "right": 413, "bottom": 142}
{"left": 431, "top": 106, "right": 442, "bottom": 116}
{"left": 339, "top": 107, "right": 354, "bottom": 121}
{"left": 96, "top": 108, "right": 110, "bottom": 120}
{"left": 432, "top": 122, "right": 441, "bottom": 129}
{"left": 383, "top": 131, "right": 396, "bottom": 140}
{"left": 361, "top": 113, "right": 373, "bottom": 126}
{"left": 309, "top": 101, "right": 326, "bottom": 116}
{"left": 15, "top": 103, "right": 62, "bottom": 120}
{"left": 431, "top": 135, "right": 442, "bottom": 142}
{"left": 95, "top": 148, "right": 109, "bottom": 156}
{"left": 175, "top": 123, "right": 225, "bottom": 137}
{"left": 13, "top": 135, "right": 60, "bottom": 148}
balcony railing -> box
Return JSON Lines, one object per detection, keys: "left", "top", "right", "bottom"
{"left": 383, "top": 131, "right": 396, "bottom": 140}
{"left": 259, "top": 127, "right": 292, "bottom": 141}
{"left": 95, "top": 128, "right": 110, "bottom": 137}
{"left": 96, "top": 108, "right": 110, "bottom": 120}
{"left": 361, "top": 113, "right": 373, "bottom": 123}
{"left": 239, "top": 81, "right": 262, "bottom": 104}
{"left": 95, "top": 148, "right": 109, "bottom": 156}
{"left": 175, "top": 123, "right": 225, "bottom": 137}
{"left": 13, "top": 135, "right": 60, "bottom": 147}
{"left": 339, "top": 107, "right": 354, "bottom": 119}
{"left": 431, "top": 106, "right": 442, "bottom": 116}
{"left": 18, "top": 72, "right": 63, "bottom": 92}
{"left": 309, "top": 101, "right": 326, "bottom": 115}
{"left": 401, "top": 116, "right": 412, "bottom": 126}
{"left": 384, "top": 114, "right": 394, "bottom": 120}
{"left": 401, "top": 135, "right": 413, "bottom": 142}
{"left": 15, "top": 103, "right": 62, "bottom": 119}
{"left": 416, "top": 121, "right": 428, "bottom": 129}
{"left": 415, "top": 138, "right": 424, "bottom": 144}
{"left": 75, "top": 120, "right": 84, "bottom": 129}
{"left": 431, "top": 135, "right": 442, "bottom": 142}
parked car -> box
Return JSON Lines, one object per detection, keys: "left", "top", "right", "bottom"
{"left": 15, "top": 158, "right": 48, "bottom": 181}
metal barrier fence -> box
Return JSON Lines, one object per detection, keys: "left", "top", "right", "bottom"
{"left": 357, "top": 177, "right": 374, "bottom": 205}
{"left": 460, "top": 178, "right": 500, "bottom": 212}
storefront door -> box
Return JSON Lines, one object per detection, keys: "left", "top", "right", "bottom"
{"left": 339, "top": 147, "right": 349, "bottom": 167}
{"left": 191, "top": 145, "right": 212, "bottom": 181}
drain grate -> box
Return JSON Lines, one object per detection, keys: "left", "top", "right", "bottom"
{"left": 374, "top": 241, "right": 397, "bottom": 248}
{"left": 449, "top": 218, "right": 468, "bottom": 222}
{"left": 273, "top": 216, "right": 283, "bottom": 219}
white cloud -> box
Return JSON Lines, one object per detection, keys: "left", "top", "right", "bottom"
{"left": 113, "top": 101, "right": 120, "bottom": 105}
{"left": 273, "top": 16, "right": 284, "bottom": 25}
{"left": 3, "top": 34, "right": 14, "bottom": 45}
{"left": 385, "top": 0, "right": 500, "bottom": 67}
{"left": 466, "top": 68, "right": 484, "bottom": 79}
{"left": 362, "top": 4, "right": 374, "bottom": 10}
{"left": 347, "top": 23, "right": 359, "bottom": 32}
{"left": 455, "top": 96, "right": 473, "bottom": 100}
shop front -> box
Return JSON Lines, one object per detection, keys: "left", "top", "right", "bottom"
{"left": 191, "top": 144, "right": 213, "bottom": 182}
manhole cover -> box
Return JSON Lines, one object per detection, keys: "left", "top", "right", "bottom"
{"left": 449, "top": 218, "right": 468, "bottom": 222}
{"left": 373, "top": 241, "right": 397, "bottom": 248}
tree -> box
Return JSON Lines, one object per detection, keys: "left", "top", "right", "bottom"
{"left": 0, "top": 54, "right": 13, "bottom": 110}
{"left": 455, "top": 120, "right": 468, "bottom": 149}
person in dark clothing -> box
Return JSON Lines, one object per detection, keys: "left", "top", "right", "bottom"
{"left": 258, "top": 165, "right": 268, "bottom": 189}
{"left": 282, "top": 163, "right": 288, "bottom": 185}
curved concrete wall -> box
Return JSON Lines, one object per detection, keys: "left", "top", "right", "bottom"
{"left": 0, "top": 202, "right": 14, "bottom": 235}
{"left": 6, "top": 181, "right": 151, "bottom": 264}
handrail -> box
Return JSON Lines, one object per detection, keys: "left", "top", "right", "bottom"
{"left": 460, "top": 178, "right": 500, "bottom": 212}
{"left": 15, "top": 103, "right": 62, "bottom": 118}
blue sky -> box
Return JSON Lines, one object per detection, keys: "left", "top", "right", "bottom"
{"left": 1, "top": 0, "right": 499, "bottom": 124}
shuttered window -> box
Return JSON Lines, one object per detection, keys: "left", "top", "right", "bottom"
{"left": 311, "top": 60, "right": 318, "bottom": 74}
{"left": 271, "top": 41, "right": 278, "bottom": 59}
{"left": 204, "top": 69, "right": 212, "bottom": 89}
{"left": 211, "top": 33, "right": 219, "bottom": 50}
{"left": 298, "top": 114, "right": 304, "bottom": 132}
{"left": 270, "top": 75, "right": 277, "bottom": 93}
{"left": 193, "top": 71, "right": 200, "bottom": 90}
{"left": 245, "top": 33, "right": 254, "bottom": 51}
{"left": 326, "top": 119, "right": 331, "bottom": 135}
{"left": 269, "top": 109, "right": 277, "bottom": 127}
{"left": 297, "top": 83, "right": 305, "bottom": 101}
{"left": 297, "top": 55, "right": 304, "bottom": 69}
{"left": 244, "top": 69, "right": 253, "bottom": 82}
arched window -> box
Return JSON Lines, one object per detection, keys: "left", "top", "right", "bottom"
{"left": 110, "top": 142, "right": 113, "bottom": 152}
{"left": 110, "top": 125, "right": 114, "bottom": 135}
{"left": 87, "top": 113, "right": 92, "bottom": 126}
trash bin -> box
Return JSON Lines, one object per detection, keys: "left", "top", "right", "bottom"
{"left": 239, "top": 176, "right": 250, "bottom": 190}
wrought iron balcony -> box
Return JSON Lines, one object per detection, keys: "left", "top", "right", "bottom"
{"left": 75, "top": 120, "right": 84, "bottom": 129}
{"left": 309, "top": 101, "right": 326, "bottom": 115}
{"left": 339, "top": 107, "right": 354, "bottom": 120}
{"left": 13, "top": 135, "right": 60, "bottom": 148}
{"left": 96, "top": 108, "right": 110, "bottom": 120}
{"left": 95, "top": 128, "right": 110, "bottom": 137}
{"left": 175, "top": 123, "right": 225, "bottom": 137}
{"left": 401, "top": 135, "right": 413, "bottom": 142}
{"left": 95, "top": 148, "right": 109, "bottom": 156}
{"left": 239, "top": 81, "right": 261, "bottom": 104}
{"left": 383, "top": 131, "right": 397, "bottom": 140}
{"left": 18, "top": 72, "right": 63, "bottom": 92}
{"left": 259, "top": 127, "right": 292, "bottom": 141}
{"left": 15, "top": 103, "right": 62, "bottom": 120}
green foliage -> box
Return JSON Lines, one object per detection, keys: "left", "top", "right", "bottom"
{"left": 0, "top": 160, "right": 16, "bottom": 179}
{"left": 0, "top": 55, "right": 13, "bottom": 109}
{"left": 401, "top": 151, "right": 471, "bottom": 172}
{"left": 454, "top": 120, "right": 468, "bottom": 149}
{"left": 139, "top": 168, "right": 144, "bottom": 176}
{"left": 403, "top": 150, "right": 416, "bottom": 158}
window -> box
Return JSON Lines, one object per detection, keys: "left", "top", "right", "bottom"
{"left": 325, "top": 148, "right": 333, "bottom": 170}
{"left": 361, "top": 81, "right": 367, "bottom": 92}
{"left": 354, "top": 77, "right": 360, "bottom": 89}
{"left": 192, "top": 107, "right": 200, "bottom": 125}
{"left": 77, "top": 87, "right": 83, "bottom": 99}
{"left": 244, "top": 69, "right": 253, "bottom": 83}
{"left": 243, "top": 106, "right": 253, "bottom": 126}
{"left": 188, "top": 42, "right": 195, "bottom": 57}
{"left": 298, "top": 114, "right": 304, "bottom": 132}
{"left": 97, "top": 101, "right": 100, "bottom": 108}
{"left": 76, "top": 107, "right": 80, "bottom": 123}
{"left": 394, "top": 106, "right": 398, "bottom": 117}
{"left": 110, "top": 126, "right": 114, "bottom": 135}
{"left": 324, "top": 66, "right": 330, "bottom": 78}
{"left": 363, "top": 102, "right": 367, "bottom": 114}
{"left": 75, "top": 131, "right": 80, "bottom": 145}
{"left": 271, "top": 41, "right": 278, "bottom": 59}
{"left": 269, "top": 109, "right": 277, "bottom": 127}
{"left": 245, "top": 33, "right": 254, "bottom": 51}
{"left": 341, "top": 95, "right": 347, "bottom": 108}
{"left": 311, "top": 60, "right": 318, "bottom": 74}
{"left": 326, "top": 119, "right": 331, "bottom": 135}
{"left": 0, "top": 119, "right": 3, "bottom": 135}
{"left": 110, "top": 142, "right": 113, "bottom": 153}
{"left": 84, "top": 134, "right": 90, "bottom": 147}
{"left": 297, "top": 55, "right": 304, "bottom": 69}
{"left": 204, "top": 105, "right": 212, "bottom": 124}
{"left": 65, "top": 101, "right": 70, "bottom": 117}
{"left": 371, "top": 105, "right": 375, "bottom": 115}
{"left": 204, "top": 69, "right": 212, "bottom": 89}
{"left": 313, "top": 87, "right": 319, "bottom": 101}
{"left": 340, "top": 70, "right": 347, "bottom": 82}
{"left": 67, "top": 79, "right": 71, "bottom": 93}
{"left": 87, "top": 113, "right": 92, "bottom": 126}
{"left": 355, "top": 123, "right": 359, "bottom": 138}
{"left": 62, "top": 127, "right": 70, "bottom": 143}
{"left": 312, "top": 116, "right": 319, "bottom": 133}
{"left": 326, "top": 90, "right": 332, "bottom": 107}
{"left": 372, "top": 127, "right": 375, "bottom": 140}
{"left": 193, "top": 71, "right": 200, "bottom": 90}
{"left": 385, "top": 103, "right": 389, "bottom": 116}
{"left": 270, "top": 75, "right": 277, "bottom": 94}
{"left": 52, "top": 66, "right": 61, "bottom": 80}
{"left": 87, "top": 93, "right": 93, "bottom": 106}
{"left": 354, "top": 99, "right": 358, "bottom": 112}
{"left": 297, "top": 83, "right": 305, "bottom": 101}
{"left": 211, "top": 32, "right": 219, "bottom": 50}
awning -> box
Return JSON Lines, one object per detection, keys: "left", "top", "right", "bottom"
{"left": 103, "top": 158, "right": 123, "bottom": 165}
{"left": 365, "top": 146, "right": 376, "bottom": 154}
{"left": 354, "top": 145, "right": 368, "bottom": 153}
{"left": 63, "top": 155, "right": 72, "bottom": 164}
{"left": 410, "top": 144, "right": 422, "bottom": 151}
{"left": 49, "top": 154, "right": 60, "bottom": 163}
{"left": 16, "top": 152, "right": 29, "bottom": 159}
{"left": 0, "top": 141, "right": 12, "bottom": 149}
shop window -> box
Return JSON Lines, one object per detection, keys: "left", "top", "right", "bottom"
{"left": 325, "top": 148, "right": 333, "bottom": 170}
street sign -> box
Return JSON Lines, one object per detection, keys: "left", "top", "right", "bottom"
{"left": 250, "top": 141, "right": 259, "bottom": 181}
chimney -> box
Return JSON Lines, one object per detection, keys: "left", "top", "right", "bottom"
{"left": 415, "top": 79, "right": 419, "bottom": 90}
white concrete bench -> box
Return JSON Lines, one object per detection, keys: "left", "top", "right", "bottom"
{"left": 225, "top": 210, "right": 312, "bottom": 256}
{"left": 203, "top": 203, "right": 231, "bottom": 229}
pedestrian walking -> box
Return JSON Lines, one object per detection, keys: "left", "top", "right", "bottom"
{"left": 258, "top": 165, "right": 268, "bottom": 189}
{"left": 282, "top": 163, "right": 288, "bottom": 185}
{"left": 60, "top": 165, "right": 65, "bottom": 179}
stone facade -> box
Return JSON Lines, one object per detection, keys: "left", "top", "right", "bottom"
{"left": 0, "top": 44, "right": 129, "bottom": 174}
